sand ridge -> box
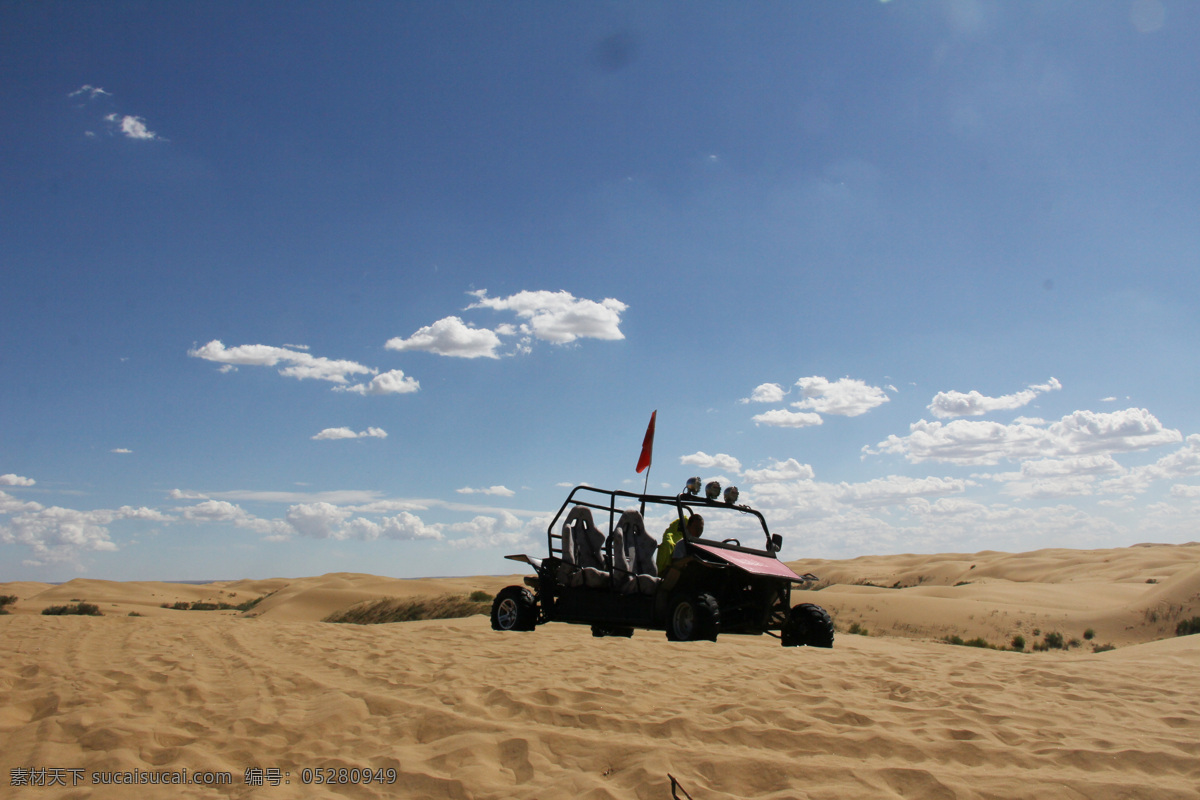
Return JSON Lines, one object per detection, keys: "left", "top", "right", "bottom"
{"left": 3, "top": 543, "right": 1200, "bottom": 798}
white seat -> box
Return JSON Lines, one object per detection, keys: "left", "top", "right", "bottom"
{"left": 558, "top": 506, "right": 610, "bottom": 589}
{"left": 609, "top": 509, "right": 661, "bottom": 595}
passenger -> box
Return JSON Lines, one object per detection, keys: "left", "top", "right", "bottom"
{"left": 656, "top": 514, "right": 703, "bottom": 574}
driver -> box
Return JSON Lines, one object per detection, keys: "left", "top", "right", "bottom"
{"left": 656, "top": 513, "right": 703, "bottom": 574}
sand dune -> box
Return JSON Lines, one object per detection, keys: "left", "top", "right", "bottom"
{"left": 3, "top": 544, "right": 1200, "bottom": 798}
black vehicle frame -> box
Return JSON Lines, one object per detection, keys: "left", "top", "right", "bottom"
{"left": 491, "top": 484, "right": 834, "bottom": 647}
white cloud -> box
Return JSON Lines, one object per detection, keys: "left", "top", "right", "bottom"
{"left": 456, "top": 485, "right": 516, "bottom": 497}
{"left": 0, "top": 489, "right": 44, "bottom": 515}
{"left": 284, "top": 502, "right": 441, "bottom": 541}
{"left": 346, "top": 512, "right": 443, "bottom": 541}
{"left": 752, "top": 409, "right": 823, "bottom": 428}
{"left": 740, "top": 383, "right": 787, "bottom": 404}
{"left": 168, "top": 489, "right": 209, "bottom": 500}
{"left": 312, "top": 427, "right": 388, "bottom": 441}
{"left": 189, "top": 340, "right": 376, "bottom": 386}
{"left": 680, "top": 451, "right": 743, "bottom": 474}
{"left": 446, "top": 512, "right": 539, "bottom": 550}
{"left": 467, "top": 289, "right": 627, "bottom": 344}
{"left": 1, "top": 500, "right": 169, "bottom": 565}
{"left": 742, "top": 470, "right": 966, "bottom": 514}
{"left": 834, "top": 475, "right": 969, "bottom": 508}
{"left": 111, "top": 448, "right": 132, "bottom": 454}
{"left": 338, "top": 370, "right": 419, "bottom": 395}
{"left": 69, "top": 85, "right": 111, "bottom": 100}
{"left": 742, "top": 458, "right": 815, "bottom": 482}
{"left": 385, "top": 316, "right": 502, "bottom": 359}
{"left": 285, "top": 502, "right": 352, "bottom": 539}
{"left": 176, "top": 499, "right": 284, "bottom": 536}
{"left": 869, "top": 408, "right": 1181, "bottom": 466}
{"left": 204, "top": 489, "right": 383, "bottom": 505}
{"left": 0, "top": 474, "right": 35, "bottom": 487}
{"left": 791, "top": 376, "right": 889, "bottom": 417}
{"left": 106, "top": 113, "right": 159, "bottom": 140}
{"left": 1095, "top": 434, "right": 1200, "bottom": 496}
{"left": 928, "top": 377, "right": 1062, "bottom": 419}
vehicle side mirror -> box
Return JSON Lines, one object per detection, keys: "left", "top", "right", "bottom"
{"left": 769, "top": 534, "right": 782, "bottom": 553}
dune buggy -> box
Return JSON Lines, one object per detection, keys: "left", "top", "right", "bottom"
{"left": 491, "top": 481, "right": 833, "bottom": 646}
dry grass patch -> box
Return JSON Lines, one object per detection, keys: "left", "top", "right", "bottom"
{"left": 324, "top": 593, "right": 491, "bottom": 625}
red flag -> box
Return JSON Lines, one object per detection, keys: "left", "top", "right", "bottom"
{"left": 636, "top": 411, "right": 656, "bottom": 473}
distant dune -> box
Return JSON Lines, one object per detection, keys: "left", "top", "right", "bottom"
{"left": 3, "top": 543, "right": 1200, "bottom": 798}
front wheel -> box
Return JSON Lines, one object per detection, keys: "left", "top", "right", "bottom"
{"left": 665, "top": 593, "right": 719, "bottom": 642}
{"left": 781, "top": 602, "right": 833, "bottom": 648}
{"left": 491, "top": 586, "right": 537, "bottom": 631}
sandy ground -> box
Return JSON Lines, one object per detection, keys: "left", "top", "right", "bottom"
{"left": 3, "top": 543, "right": 1200, "bottom": 799}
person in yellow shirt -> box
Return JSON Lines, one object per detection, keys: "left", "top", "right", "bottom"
{"left": 656, "top": 514, "right": 704, "bottom": 574}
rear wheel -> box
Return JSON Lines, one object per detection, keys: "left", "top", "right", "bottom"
{"left": 665, "top": 593, "right": 719, "bottom": 642}
{"left": 491, "top": 586, "right": 537, "bottom": 631}
{"left": 781, "top": 602, "right": 833, "bottom": 648}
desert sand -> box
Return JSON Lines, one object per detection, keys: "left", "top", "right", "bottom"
{"left": 3, "top": 543, "right": 1200, "bottom": 799}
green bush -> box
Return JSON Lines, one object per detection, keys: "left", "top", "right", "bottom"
{"left": 847, "top": 621, "right": 869, "bottom": 636}
{"left": 1083, "top": 628, "right": 1095, "bottom": 640}
{"left": 0, "top": 594, "right": 17, "bottom": 608}
{"left": 468, "top": 590, "right": 493, "bottom": 603}
{"left": 1011, "top": 635, "right": 1026, "bottom": 651}
{"left": 1175, "top": 617, "right": 1200, "bottom": 636}
{"left": 42, "top": 602, "right": 103, "bottom": 616}
{"left": 1092, "top": 643, "right": 1116, "bottom": 653}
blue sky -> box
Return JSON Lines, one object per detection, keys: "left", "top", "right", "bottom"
{"left": 3, "top": 1, "right": 1199, "bottom": 581}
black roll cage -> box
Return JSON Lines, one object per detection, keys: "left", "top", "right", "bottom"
{"left": 547, "top": 484, "right": 780, "bottom": 562}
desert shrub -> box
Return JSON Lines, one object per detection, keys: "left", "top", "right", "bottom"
{"left": 1043, "top": 631, "right": 1065, "bottom": 650}
{"left": 189, "top": 602, "right": 220, "bottom": 611}
{"left": 1146, "top": 578, "right": 1158, "bottom": 584}
{"left": 325, "top": 594, "right": 490, "bottom": 625}
{"left": 1083, "top": 628, "right": 1095, "bottom": 640}
{"left": 1092, "top": 643, "right": 1116, "bottom": 653}
{"left": 1175, "top": 617, "right": 1200, "bottom": 636}
{"left": 1032, "top": 628, "right": 1041, "bottom": 637}
{"left": 127, "top": 611, "right": 142, "bottom": 617}
{"left": 236, "top": 595, "right": 266, "bottom": 612}
{"left": 794, "top": 579, "right": 832, "bottom": 591}
{"left": 847, "top": 622, "right": 868, "bottom": 636}
{"left": 468, "top": 590, "right": 493, "bottom": 603}
{"left": 1011, "top": 635, "right": 1026, "bottom": 651}
{"left": 1067, "top": 637, "right": 1082, "bottom": 649}
{"left": 943, "top": 634, "right": 965, "bottom": 646}
{"left": 0, "top": 595, "right": 17, "bottom": 608}
{"left": 964, "top": 637, "right": 991, "bottom": 648}
{"left": 42, "top": 602, "right": 103, "bottom": 616}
